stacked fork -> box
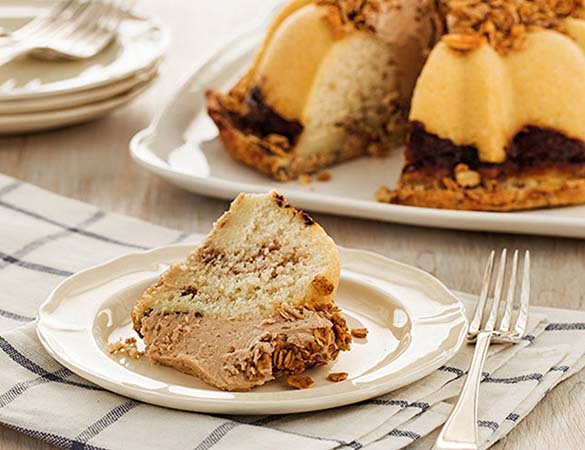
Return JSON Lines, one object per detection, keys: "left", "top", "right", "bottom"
{"left": 0, "top": 0, "right": 135, "bottom": 65}
{"left": 436, "top": 249, "right": 531, "bottom": 450}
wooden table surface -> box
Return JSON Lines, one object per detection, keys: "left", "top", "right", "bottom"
{"left": 1, "top": 1, "right": 584, "bottom": 449}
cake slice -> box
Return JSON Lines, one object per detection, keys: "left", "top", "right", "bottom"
{"left": 206, "top": 0, "right": 443, "bottom": 180}
{"left": 132, "top": 192, "right": 351, "bottom": 391}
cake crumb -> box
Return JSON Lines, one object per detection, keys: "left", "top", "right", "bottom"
{"left": 316, "top": 171, "right": 332, "bottom": 182}
{"left": 287, "top": 374, "right": 315, "bottom": 389}
{"left": 298, "top": 174, "right": 312, "bottom": 185}
{"left": 327, "top": 372, "right": 348, "bottom": 382}
{"left": 108, "top": 337, "right": 143, "bottom": 360}
{"left": 351, "top": 327, "right": 368, "bottom": 339}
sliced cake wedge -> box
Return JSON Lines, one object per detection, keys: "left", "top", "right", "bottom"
{"left": 206, "top": 0, "right": 443, "bottom": 180}
{"left": 132, "top": 192, "right": 351, "bottom": 391}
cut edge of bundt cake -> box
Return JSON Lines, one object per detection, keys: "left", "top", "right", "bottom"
{"left": 206, "top": 0, "right": 443, "bottom": 181}
{"left": 132, "top": 192, "right": 352, "bottom": 391}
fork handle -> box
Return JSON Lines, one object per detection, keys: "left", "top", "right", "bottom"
{"left": 435, "top": 331, "right": 492, "bottom": 450}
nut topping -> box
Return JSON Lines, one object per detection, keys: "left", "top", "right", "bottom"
{"left": 287, "top": 375, "right": 315, "bottom": 389}
{"left": 351, "top": 327, "right": 369, "bottom": 338}
{"left": 327, "top": 372, "right": 349, "bottom": 382}
{"left": 454, "top": 163, "right": 482, "bottom": 188}
{"left": 443, "top": 0, "right": 585, "bottom": 54}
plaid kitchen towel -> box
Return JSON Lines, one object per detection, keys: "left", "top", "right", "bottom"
{"left": 0, "top": 172, "right": 584, "bottom": 450}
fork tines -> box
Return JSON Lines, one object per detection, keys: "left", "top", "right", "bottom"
{"left": 2, "top": 0, "right": 134, "bottom": 62}
{"left": 468, "top": 249, "right": 530, "bottom": 343}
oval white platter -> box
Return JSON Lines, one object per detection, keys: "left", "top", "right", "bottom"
{"left": 37, "top": 243, "right": 467, "bottom": 415}
{"left": 130, "top": 24, "right": 585, "bottom": 239}
{"left": 0, "top": 0, "right": 169, "bottom": 100}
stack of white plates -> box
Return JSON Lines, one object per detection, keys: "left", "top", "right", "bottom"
{"left": 0, "top": 0, "right": 170, "bottom": 134}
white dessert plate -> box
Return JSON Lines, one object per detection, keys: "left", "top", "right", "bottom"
{"left": 130, "top": 25, "right": 585, "bottom": 239}
{"left": 0, "top": 75, "right": 156, "bottom": 134}
{"left": 37, "top": 243, "right": 467, "bottom": 415}
{"left": 0, "top": 0, "right": 169, "bottom": 100}
{"left": 0, "top": 63, "right": 158, "bottom": 114}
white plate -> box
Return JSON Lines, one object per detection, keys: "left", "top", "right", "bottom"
{"left": 37, "top": 243, "right": 467, "bottom": 415}
{"left": 130, "top": 26, "right": 585, "bottom": 239}
{"left": 0, "top": 75, "right": 156, "bottom": 134}
{"left": 0, "top": 63, "right": 158, "bottom": 114}
{"left": 0, "top": 0, "right": 169, "bottom": 100}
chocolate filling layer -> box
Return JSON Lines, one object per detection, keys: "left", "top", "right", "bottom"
{"left": 405, "top": 121, "right": 585, "bottom": 174}
{"left": 235, "top": 85, "right": 303, "bottom": 145}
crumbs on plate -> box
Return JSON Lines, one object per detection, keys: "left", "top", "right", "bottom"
{"left": 287, "top": 374, "right": 315, "bottom": 389}
{"left": 298, "top": 174, "right": 312, "bottom": 185}
{"left": 351, "top": 327, "right": 368, "bottom": 339}
{"left": 107, "top": 337, "right": 143, "bottom": 360}
{"left": 327, "top": 372, "right": 348, "bottom": 382}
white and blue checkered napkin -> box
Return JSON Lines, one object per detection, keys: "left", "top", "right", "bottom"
{"left": 1, "top": 172, "right": 584, "bottom": 450}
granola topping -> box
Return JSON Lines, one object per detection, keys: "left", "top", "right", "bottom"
{"left": 351, "top": 327, "right": 369, "bottom": 338}
{"left": 327, "top": 372, "right": 349, "bottom": 382}
{"left": 443, "top": 0, "right": 585, "bottom": 54}
{"left": 317, "top": 0, "right": 381, "bottom": 33}
{"left": 287, "top": 374, "right": 315, "bottom": 389}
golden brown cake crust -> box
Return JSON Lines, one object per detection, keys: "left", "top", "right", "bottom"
{"left": 206, "top": 90, "right": 293, "bottom": 180}
{"left": 377, "top": 166, "right": 585, "bottom": 211}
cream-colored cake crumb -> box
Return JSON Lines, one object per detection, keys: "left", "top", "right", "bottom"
{"left": 327, "top": 372, "right": 348, "bottom": 382}
{"left": 298, "top": 174, "right": 313, "bottom": 185}
{"left": 316, "top": 171, "right": 332, "bottom": 182}
{"left": 351, "top": 327, "right": 368, "bottom": 338}
{"left": 108, "top": 337, "right": 143, "bottom": 360}
{"left": 287, "top": 375, "right": 315, "bottom": 389}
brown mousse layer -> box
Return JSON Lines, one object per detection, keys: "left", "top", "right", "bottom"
{"left": 141, "top": 308, "right": 348, "bottom": 391}
{"left": 230, "top": 85, "right": 303, "bottom": 146}
{"left": 405, "top": 121, "right": 585, "bottom": 176}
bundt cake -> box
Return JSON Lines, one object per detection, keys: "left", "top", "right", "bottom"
{"left": 207, "top": 0, "right": 585, "bottom": 211}
{"left": 206, "top": 0, "right": 443, "bottom": 180}
{"left": 132, "top": 192, "right": 351, "bottom": 391}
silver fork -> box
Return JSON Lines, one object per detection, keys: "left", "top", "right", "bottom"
{"left": 435, "top": 249, "right": 530, "bottom": 450}
{"left": 0, "top": 0, "right": 134, "bottom": 65}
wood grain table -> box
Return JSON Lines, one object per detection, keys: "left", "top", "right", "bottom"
{"left": 1, "top": 1, "right": 584, "bottom": 449}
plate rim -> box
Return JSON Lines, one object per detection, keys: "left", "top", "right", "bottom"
{"left": 0, "top": 75, "right": 156, "bottom": 133}
{"left": 36, "top": 243, "right": 468, "bottom": 414}
{"left": 129, "top": 24, "right": 585, "bottom": 239}
{"left": 0, "top": 74, "right": 157, "bottom": 122}
{"left": 0, "top": 62, "right": 159, "bottom": 113}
